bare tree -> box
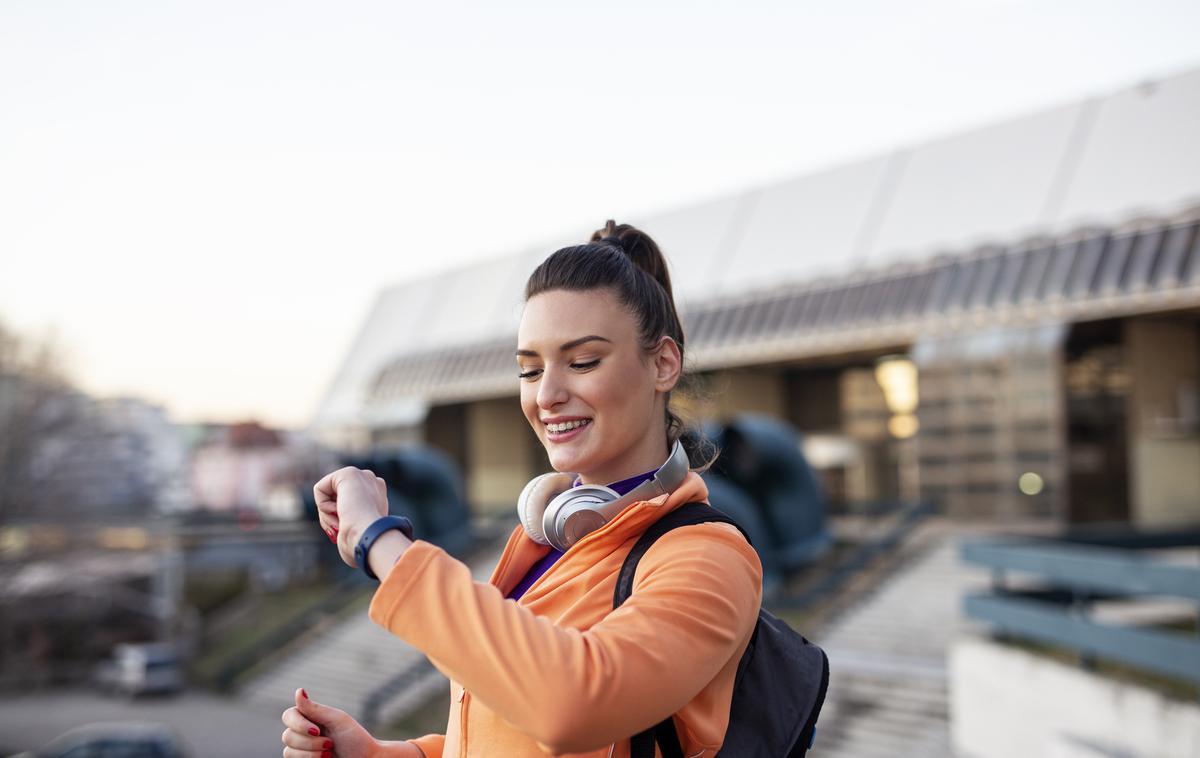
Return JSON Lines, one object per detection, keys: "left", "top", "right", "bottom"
{"left": 0, "top": 320, "right": 155, "bottom": 523}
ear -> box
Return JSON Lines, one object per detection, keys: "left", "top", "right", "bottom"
{"left": 651, "top": 336, "right": 682, "bottom": 393}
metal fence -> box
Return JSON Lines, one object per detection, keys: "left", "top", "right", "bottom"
{"left": 960, "top": 528, "right": 1200, "bottom": 689}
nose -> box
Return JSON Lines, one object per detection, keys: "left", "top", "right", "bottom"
{"left": 536, "top": 365, "right": 569, "bottom": 410}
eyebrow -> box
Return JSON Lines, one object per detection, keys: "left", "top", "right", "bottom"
{"left": 515, "top": 335, "right": 612, "bottom": 357}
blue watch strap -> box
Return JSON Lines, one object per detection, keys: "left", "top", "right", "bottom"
{"left": 354, "top": 515, "right": 415, "bottom": 580}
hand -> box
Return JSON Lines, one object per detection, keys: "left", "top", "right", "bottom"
{"left": 281, "top": 687, "right": 381, "bottom": 758}
{"left": 313, "top": 467, "right": 389, "bottom": 567}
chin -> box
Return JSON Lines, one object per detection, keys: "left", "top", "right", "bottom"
{"left": 546, "top": 445, "right": 596, "bottom": 476}
{"left": 547, "top": 450, "right": 583, "bottom": 474}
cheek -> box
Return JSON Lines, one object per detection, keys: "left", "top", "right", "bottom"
{"left": 519, "top": 386, "right": 540, "bottom": 430}
{"left": 589, "top": 366, "right": 651, "bottom": 425}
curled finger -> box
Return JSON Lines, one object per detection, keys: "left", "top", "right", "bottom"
{"left": 281, "top": 705, "right": 319, "bottom": 738}
{"left": 281, "top": 726, "right": 333, "bottom": 753}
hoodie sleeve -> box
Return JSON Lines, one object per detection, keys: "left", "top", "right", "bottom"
{"left": 407, "top": 734, "right": 444, "bottom": 757}
{"left": 369, "top": 522, "right": 762, "bottom": 756}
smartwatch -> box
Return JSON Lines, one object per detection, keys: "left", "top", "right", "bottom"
{"left": 354, "top": 515, "right": 415, "bottom": 580}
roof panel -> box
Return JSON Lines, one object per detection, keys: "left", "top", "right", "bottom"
{"left": 1041, "top": 240, "right": 1080, "bottom": 301}
{"left": 1096, "top": 232, "right": 1136, "bottom": 295}
{"left": 967, "top": 252, "right": 1006, "bottom": 309}
{"left": 1066, "top": 233, "right": 1108, "bottom": 298}
{"left": 1056, "top": 69, "right": 1200, "bottom": 226}
{"left": 1154, "top": 222, "right": 1198, "bottom": 287}
{"left": 1183, "top": 223, "right": 1200, "bottom": 286}
{"left": 867, "top": 102, "right": 1086, "bottom": 266}
{"left": 1124, "top": 227, "right": 1166, "bottom": 292}
{"left": 1016, "top": 244, "right": 1055, "bottom": 304}
{"left": 712, "top": 155, "right": 896, "bottom": 294}
{"left": 630, "top": 193, "right": 754, "bottom": 306}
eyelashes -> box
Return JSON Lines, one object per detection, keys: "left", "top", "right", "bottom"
{"left": 517, "top": 359, "right": 601, "bottom": 380}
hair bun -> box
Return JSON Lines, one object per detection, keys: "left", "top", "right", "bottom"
{"left": 589, "top": 219, "right": 675, "bottom": 302}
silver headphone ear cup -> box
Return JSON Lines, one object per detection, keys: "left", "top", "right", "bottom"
{"left": 542, "top": 484, "right": 620, "bottom": 551}
{"left": 517, "top": 473, "right": 574, "bottom": 545}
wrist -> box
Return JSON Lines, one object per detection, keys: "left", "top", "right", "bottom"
{"left": 353, "top": 514, "right": 415, "bottom": 581}
{"left": 366, "top": 528, "right": 412, "bottom": 582}
{"left": 343, "top": 514, "right": 377, "bottom": 549}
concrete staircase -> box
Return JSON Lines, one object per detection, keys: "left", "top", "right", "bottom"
{"left": 810, "top": 521, "right": 992, "bottom": 758}
{"left": 237, "top": 541, "right": 505, "bottom": 726}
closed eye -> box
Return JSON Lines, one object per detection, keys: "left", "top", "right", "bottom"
{"left": 517, "top": 359, "right": 599, "bottom": 381}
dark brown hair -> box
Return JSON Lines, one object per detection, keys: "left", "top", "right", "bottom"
{"left": 525, "top": 220, "right": 712, "bottom": 468}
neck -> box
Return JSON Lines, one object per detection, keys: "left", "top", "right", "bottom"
{"left": 577, "top": 427, "right": 670, "bottom": 486}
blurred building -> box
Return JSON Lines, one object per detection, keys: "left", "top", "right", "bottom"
{"left": 310, "top": 68, "right": 1200, "bottom": 528}
{"left": 188, "top": 421, "right": 325, "bottom": 520}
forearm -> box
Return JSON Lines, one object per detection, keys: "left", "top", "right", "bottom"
{"left": 373, "top": 738, "right": 432, "bottom": 757}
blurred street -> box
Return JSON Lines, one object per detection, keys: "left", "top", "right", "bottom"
{"left": 0, "top": 690, "right": 285, "bottom": 757}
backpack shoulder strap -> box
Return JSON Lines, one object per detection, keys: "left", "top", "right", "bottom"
{"left": 615, "top": 501, "right": 752, "bottom": 758}
{"left": 613, "top": 501, "right": 749, "bottom": 609}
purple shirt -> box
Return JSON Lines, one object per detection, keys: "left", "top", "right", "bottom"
{"left": 507, "top": 468, "right": 659, "bottom": 601}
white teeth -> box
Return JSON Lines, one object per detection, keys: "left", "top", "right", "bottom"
{"left": 546, "top": 419, "right": 590, "bottom": 433}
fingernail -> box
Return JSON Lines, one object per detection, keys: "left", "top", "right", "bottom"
{"left": 301, "top": 688, "right": 308, "bottom": 699}
{"left": 326, "top": 529, "right": 336, "bottom": 542}
{"left": 324, "top": 740, "right": 334, "bottom": 749}
{"left": 309, "top": 727, "right": 320, "bottom": 736}
{"left": 322, "top": 752, "right": 332, "bottom": 758}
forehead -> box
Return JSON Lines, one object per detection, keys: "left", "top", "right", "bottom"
{"left": 518, "top": 288, "right": 637, "bottom": 347}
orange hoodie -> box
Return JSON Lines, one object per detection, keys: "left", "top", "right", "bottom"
{"left": 368, "top": 471, "right": 763, "bottom": 758}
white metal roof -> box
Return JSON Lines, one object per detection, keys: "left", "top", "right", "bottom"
{"left": 311, "top": 66, "right": 1200, "bottom": 432}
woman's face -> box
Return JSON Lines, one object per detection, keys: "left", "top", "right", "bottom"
{"left": 517, "top": 287, "right": 681, "bottom": 485}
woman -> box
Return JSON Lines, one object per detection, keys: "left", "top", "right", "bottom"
{"left": 281, "top": 222, "right": 763, "bottom": 757}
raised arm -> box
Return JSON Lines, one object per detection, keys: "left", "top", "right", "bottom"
{"left": 369, "top": 522, "right": 761, "bottom": 755}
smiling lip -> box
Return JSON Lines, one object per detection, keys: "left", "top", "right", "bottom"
{"left": 542, "top": 417, "right": 592, "bottom": 442}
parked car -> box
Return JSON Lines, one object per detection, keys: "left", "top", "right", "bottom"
{"left": 95, "top": 643, "right": 184, "bottom": 697}
{"left": 10, "top": 721, "right": 187, "bottom": 758}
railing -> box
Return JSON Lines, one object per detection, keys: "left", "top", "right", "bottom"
{"left": 771, "top": 499, "right": 934, "bottom": 611}
{"left": 361, "top": 657, "right": 437, "bottom": 730}
{"left": 960, "top": 528, "right": 1200, "bottom": 689}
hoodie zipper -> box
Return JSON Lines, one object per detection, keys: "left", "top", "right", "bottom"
{"left": 458, "top": 687, "right": 470, "bottom": 758}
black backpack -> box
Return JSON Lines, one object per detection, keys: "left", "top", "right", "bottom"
{"left": 615, "top": 502, "right": 830, "bottom": 758}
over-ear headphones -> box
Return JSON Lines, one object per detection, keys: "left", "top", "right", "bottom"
{"left": 517, "top": 440, "right": 690, "bottom": 551}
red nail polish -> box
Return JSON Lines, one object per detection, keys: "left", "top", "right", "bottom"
{"left": 301, "top": 688, "right": 308, "bottom": 699}
{"left": 309, "top": 727, "right": 320, "bottom": 736}
{"left": 324, "top": 740, "right": 334, "bottom": 749}
{"left": 322, "top": 752, "right": 332, "bottom": 758}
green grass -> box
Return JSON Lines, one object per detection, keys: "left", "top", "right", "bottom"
{"left": 184, "top": 569, "right": 250, "bottom": 614}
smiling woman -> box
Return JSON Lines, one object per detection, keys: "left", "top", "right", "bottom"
{"left": 284, "top": 221, "right": 763, "bottom": 758}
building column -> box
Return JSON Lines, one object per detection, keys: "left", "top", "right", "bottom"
{"left": 466, "top": 397, "right": 538, "bottom": 514}
{"left": 1124, "top": 317, "right": 1200, "bottom": 527}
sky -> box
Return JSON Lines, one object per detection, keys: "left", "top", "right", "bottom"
{"left": 2, "top": 0, "right": 1198, "bottom": 431}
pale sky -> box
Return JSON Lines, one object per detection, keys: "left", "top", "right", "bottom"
{"left": 2, "top": 0, "right": 1198, "bottom": 431}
